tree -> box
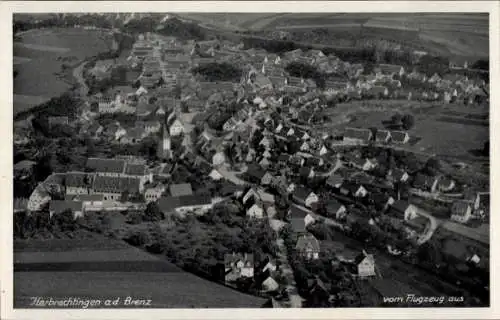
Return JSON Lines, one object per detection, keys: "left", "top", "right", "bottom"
{"left": 52, "top": 209, "right": 76, "bottom": 231}
{"left": 401, "top": 114, "right": 415, "bottom": 130}
{"left": 391, "top": 113, "right": 403, "bottom": 124}
{"left": 144, "top": 202, "right": 164, "bottom": 222}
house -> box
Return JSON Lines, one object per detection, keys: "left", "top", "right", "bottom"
{"left": 343, "top": 127, "right": 372, "bottom": 144}
{"left": 376, "top": 64, "right": 405, "bottom": 77}
{"left": 86, "top": 158, "right": 126, "bottom": 177}
{"left": 49, "top": 200, "right": 83, "bottom": 219}
{"left": 157, "top": 194, "right": 213, "bottom": 216}
{"left": 90, "top": 176, "right": 141, "bottom": 201}
{"left": 340, "top": 182, "right": 368, "bottom": 198}
{"left": 144, "top": 184, "right": 166, "bottom": 203}
{"left": 389, "top": 168, "right": 409, "bottom": 183}
{"left": 326, "top": 200, "right": 347, "bottom": 220}
{"left": 245, "top": 165, "right": 266, "bottom": 183}
{"left": 296, "top": 234, "right": 321, "bottom": 260}
{"left": 326, "top": 173, "right": 344, "bottom": 189}
{"left": 259, "top": 136, "right": 274, "bottom": 149}
{"left": 375, "top": 130, "right": 391, "bottom": 143}
{"left": 350, "top": 158, "right": 376, "bottom": 171}
{"left": 65, "top": 172, "right": 92, "bottom": 195}
{"left": 437, "top": 177, "right": 456, "bottom": 192}
{"left": 212, "top": 151, "right": 227, "bottom": 167}
{"left": 299, "top": 166, "right": 315, "bottom": 180}
{"left": 169, "top": 183, "right": 193, "bottom": 197}
{"left": 451, "top": 202, "right": 472, "bottom": 223}
{"left": 247, "top": 203, "right": 265, "bottom": 219}
{"left": 259, "top": 157, "right": 271, "bottom": 168}
{"left": 299, "top": 141, "right": 310, "bottom": 152}
{"left": 413, "top": 173, "right": 440, "bottom": 193}
{"left": 369, "top": 86, "right": 389, "bottom": 98}
{"left": 390, "top": 131, "right": 410, "bottom": 144}
{"left": 209, "top": 169, "right": 224, "bottom": 181}
{"left": 261, "top": 276, "right": 280, "bottom": 292}
{"left": 167, "top": 114, "right": 184, "bottom": 136}
{"left": 390, "top": 200, "right": 418, "bottom": 221}
{"left": 370, "top": 193, "right": 395, "bottom": 211}
{"left": 220, "top": 182, "right": 245, "bottom": 198}
{"left": 27, "top": 187, "right": 52, "bottom": 212}
{"left": 261, "top": 172, "right": 274, "bottom": 186}
{"left": 355, "top": 251, "right": 376, "bottom": 278}
{"left": 224, "top": 253, "right": 254, "bottom": 281}
{"left": 292, "top": 187, "right": 319, "bottom": 208}
{"left": 288, "top": 205, "right": 315, "bottom": 233}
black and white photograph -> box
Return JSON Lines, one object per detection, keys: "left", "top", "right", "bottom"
{"left": 3, "top": 1, "right": 499, "bottom": 318}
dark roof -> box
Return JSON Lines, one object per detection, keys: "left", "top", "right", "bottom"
{"left": 277, "top": 154, "right": 290, "bottom": 162}
{"left": 391, "top": 200, "right": 411, "bottom": 213}
{"left": 341, "top": 182, "right": 363, "bottom": 195}
{"left": 375, "top": 130, "right": 391, "bottom": 141}
{"left": 289, "top": 205, "right": 310, "bottom": 219}
{"left": 326, "top": 173, "right": 344, "bottom": 187}
{"left": 49, "top": 200, "right": 83, "bottom": 214}
{"left": 92, "top": 176, "right": 140, "bottom": 194}
{"left": 293, "top": 186, "right": 313, "bottom": 202}
{"left": 65, "top": 172, "right": 91, "bottom": 188}
{"left": 390, "top": 131, "right": 409, "bottom": 142}
{"left": 86, "top": 158, "right": 125, "bottom": 174}
{"left": 299, "top": 166, "right": 312, "bottom": 177}
{"left": 220, "top": 182, "right": 244, "bottom": 196}
{"left": 124, "top": 163, "right": 146, "bottom": 176}
{"left": 157, "top": 194, "right": 212, "bottom": 212}
{"left": 296, "top": 234, "right": 320, "bottom": 252}
{"left": 169, "top": 183, "right": 193, "bottom": 197}
{"left": 246, "top": 164, "right": 266, "bottom": 180}
{"left": 326, "top": 200, "right": 344, "bottom": 213}
{"left": 344, "top": 127, "right": 372, "bottom": 141}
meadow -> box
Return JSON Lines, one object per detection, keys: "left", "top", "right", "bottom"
{"left": 14, "top": 238, "right": 267, "bottom": 308}
{"left": 13, "top": 28, "right": 113, "bottom": 115}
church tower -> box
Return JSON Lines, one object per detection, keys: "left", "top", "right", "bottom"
{"left": 158, "top": 124, "right": 172, "bottom": 160}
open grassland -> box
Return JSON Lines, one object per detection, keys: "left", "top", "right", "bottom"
{"left": 14, "top": 238, "right": 266, "bottom": 308}
{"left": 13, "top": 28, "right": 112, "bottom": 114}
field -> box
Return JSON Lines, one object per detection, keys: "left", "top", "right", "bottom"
{"left": 187, "top": 13, "right": 488, "bottom": 58}
{"left": 13, "top": 28, "right": 113, "bottom": 115}
{"left": 14, "top": 238, "right": 266, "bottom": 308}
{"left": 325, "top": 101, "right": 489, "bottom": 159}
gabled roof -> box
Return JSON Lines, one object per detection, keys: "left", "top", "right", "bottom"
{"left": 326, "top": 173, "right": 344, "bottom": 187}
{"left": 169, "top": 183, "right": 193, "bottom": 197}
{"left": 86, "top": 158, "right": 126, "bottom": 174}
{"left": 65, "top": 172, "right": 91, "bottom": 188}
{"left": 390, "top": 131, "right": 409, "bottom": 142}
{"left": 124, "top": 163, "right": 147, "bottom": 176}
{"left": 293, "top": 186, "right": 314, "bottom": 202}
{"left": 289, "top": 205, "right": 310, "bottom": 219}
{"left": 375, "top": 130, "right": 391, "bottom": 141}
{"left": 390, "top": 200, "right": 412, "bottom": 213}
{"left": 296, "top": 234, "right": 320, "bottom": 251}
{"left": 49, "top": 200, "right": 83, "bottom": 213}
{"left": 326, "top": 199, "right": 345, "bottom": 213}
{"left": 92, "top": 176, "right": 141, "bottom": 194}
{"left": 344, "top": 127, "right": 372, "bottom": 141}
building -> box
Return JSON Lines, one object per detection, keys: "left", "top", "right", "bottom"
{"left": 340, "top": 182, "right": 368, "bottom": 198}
{"left": 68, "top": 194, "right": 104, "bottom": 212}
{"left": 144, "top": 184, "right": 166, "bottom": 203}
{"left": 355, "top": 251, "right": 376, "bottom": 278}
{"left": 296, "top": 234, "right": 321, "bottom": 260}
{"left": 225, "top": 253, "right": 254, "bottom": 282}
{"left": 86, "top": 158, "right": 126, "bottom": 177}
{"left": 375, "top": 130, "right": 391, "bottom": 143}
{"left": 292, "top": 187, "right": 319, "bottom": 208}
{"left": 326, "top": 200, "right": 347, "bottom": 220}
{"left": 169, "top": 183, "right": 193, "bottom": 197}
{"left": 350, "top": 158, "right": 376, "bottom": 171}
{"left": 451, "top": 202, "right": 472, "bottom": 224}
{"left": 288, "top": 205, "right": 316, "bottom": 233}
{"left": 65, "top": 172, "right": 92, "bottom": 196}
{"left": 49, "top": 200, "right": 83, "bottom": 219}
{"left": 326, "top": 173, "right": 344, "bottom": 189}
{"left": 390, "top": 200, "right": 418, "bottom": 221}
{"left": 157, "top": 194, "right": 213, "bottom": 216}
{"left": 389, "top": 169, "right": 409, "bottom": 183}
{"left": 90, "top": 176, "right": 141, "bottom": 201}
{"left": 343, "top": 127, "right": 372, "bottom": 144}
{"left": 261, "top": 276, "right": 280, "bottom": 292}
{"left": 247, "top": 203, "right": 265, "bottom": 219}
{"left": 390, "top": 131, "right": 410, "bottom": 144}
{"left": 413, "top": 173, "right": 440, "bottom": 193}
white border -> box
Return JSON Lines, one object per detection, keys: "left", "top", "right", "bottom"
{"left": 1, "top": 1, "right": 499, "bottom": 319}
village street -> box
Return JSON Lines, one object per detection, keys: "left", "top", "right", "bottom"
{"left": 414, "top": 207, "right": 439, "bottom": 244}
{"left": 275, "top": 237, "right": 303, "bottom": 308}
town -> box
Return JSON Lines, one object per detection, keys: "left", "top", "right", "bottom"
{"left": 13, "top": 13, "right": 490, "bottom": 308}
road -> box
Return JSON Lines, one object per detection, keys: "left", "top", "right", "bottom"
{"left": 274, "top": 238, "right": 303, "bottom": 308}
{"left": 72, "top": 60, "right": 89, "bottom": 97}
{"left": 413, "top": 206, "right": 439, "bottom": 245}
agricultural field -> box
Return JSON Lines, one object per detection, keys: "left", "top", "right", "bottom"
{"left": 13, "top": 28, "right": 113, "bottom": 115}
{"left": 326, "top": 101, "right": 489, "bottom": 160}
{"left": 14, "top": 238, "right": 267, "bottom": 308}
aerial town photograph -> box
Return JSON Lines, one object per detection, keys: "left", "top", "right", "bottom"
{"left": 11, "top": 11, "right": 490, "bottom": 309}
